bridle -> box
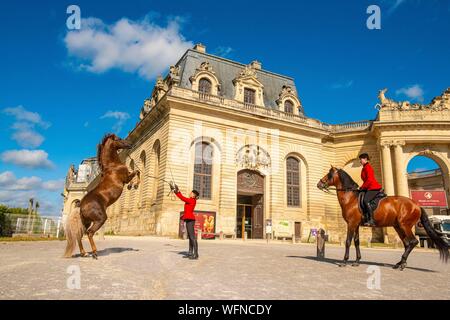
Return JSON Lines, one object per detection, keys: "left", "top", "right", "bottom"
{"left": 318, "top": 174, "right": 359, "bottom": 195}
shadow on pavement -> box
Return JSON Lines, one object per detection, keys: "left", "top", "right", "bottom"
{"left": 173, "top": 251, "right": 191, "bottom": 256}
{"left": 287, "top": 255, "right": 437, "bottom": 273}
{"left": 71, "top": 247, "right": 139, "bottom": 257}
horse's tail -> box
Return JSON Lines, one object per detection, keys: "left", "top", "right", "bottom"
{"left": 420, "top": 207, "right": 449, "bottom": 263}
{"left": 63, "top": 206, "right": 85, "bottom": 258}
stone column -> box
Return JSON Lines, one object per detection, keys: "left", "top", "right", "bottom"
{"left": 393, "top": 141, "right": 409, "bottom": 197}
{"left": 380, "top": 141, "right": 395, "bottom": 196}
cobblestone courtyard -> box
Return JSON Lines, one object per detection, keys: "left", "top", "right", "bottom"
{"left": 0, "top": 236, "right": 448, "bottom": 300}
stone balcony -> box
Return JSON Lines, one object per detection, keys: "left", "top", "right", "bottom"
{"left": 167, "top": 86, "right": 372, "bottom": 134}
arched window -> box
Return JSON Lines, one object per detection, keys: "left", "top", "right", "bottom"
{"left": 193, "top": 142, "right": 213, "bottom": 199}
{"left": 152, "top": 141, "right": 161, "bottom": 202}
{"left": 285, "top": 100, "right": 294, "bottom": 114}
{"left": 139, "top": 151, "right": 146, "bottom": 206}
{"left": 286, "top": 157, "right": 300, "bottom": 207}
{"left": 199, "top": 78, "right": 212, "bottom": 94}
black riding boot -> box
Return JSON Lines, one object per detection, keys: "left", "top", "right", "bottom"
{"left": 364, "top": 203, "right": 376, "bottom": 227}
{"left": 189, "top": 239, "right": 199, "bottom": 260}
{"left": 183, "top": 237, "right": 194, "bottom": 258}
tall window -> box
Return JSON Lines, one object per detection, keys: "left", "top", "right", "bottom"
{"left": 285, "top": 100, "right": 294, "bottom": 114}
{"left": 244, "top": 88, "right": 256, "bottom": 105}
{"left": 193, "top": 142, "right": 213, "bottom": 199}
{"left": 286, "top": 157, "right": 300, "bottom": 207}
{"left": 139, "top": 151, "right": 146, "bottom": 206}
{"left": 199, "top": 78, "right": 212, "bottom": 94}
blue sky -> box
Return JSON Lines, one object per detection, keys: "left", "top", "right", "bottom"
{"left": 0, "top": 0, "right": 448, "bottom": 215}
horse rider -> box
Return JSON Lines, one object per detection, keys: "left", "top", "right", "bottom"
{"left": 358, "top": 153, "right": 382, "bottom": 227}
{"left": 171, "top": 183, "right": 200, "bottom": 260}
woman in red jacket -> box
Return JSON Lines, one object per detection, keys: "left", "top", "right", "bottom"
{"left": 172, "top": 184, "right": 200, "bottom": 260}
{"left": 359, "top": 153, "right": 382, "bottom": 226}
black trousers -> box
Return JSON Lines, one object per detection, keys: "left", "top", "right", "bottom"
{"left": 185, "top": 220, "right": 198, "bottom": 256}
{"left": 363, "top": 189, "right": 381, "bottom": 205}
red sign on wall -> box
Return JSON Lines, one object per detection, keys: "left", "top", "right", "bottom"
{"left": 179, "top": 211, "right": 216, "bottom": 239}
{"left": 410, "top": 190, "right": 448, "bottom": 207}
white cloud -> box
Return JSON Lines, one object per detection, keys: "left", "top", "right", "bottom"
{"left": 12, "top": 130, "right": 45, "bottom": 148}
{"left": 395, "top": 84, "right": 424, "bottom": 102}
{"left": 387, "top": 0, "right": 407, "bottom": 14}
{"left": 213, "top": 46, "right": 234, "bottom": 58}
{"left": 0, "top": 171, "right": 16, "bottom": 185}
{"left": 0, "top": 172, "right": 64, "bottom": 214}
{"left": 64, "top": 14, "right": 193, "bottom": 80}
{"left": 100, "top": 110, "right": 130, "bottom": 133}
{"left": 3, "top": 106, "right": 50, "bottom": 148}
{"left": 42, "top": 180, "right": 65, "bottom": 191}
{"left": 1, "top": 150, "right": 54, "bottom": 169}
{"left": 331, "top": 80, "right": 354, "bottom": 89}
{"left": 3, "top": 106, "right": 50, "bottom": 129}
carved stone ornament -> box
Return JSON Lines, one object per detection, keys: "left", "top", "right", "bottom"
{"left": 237, "top": 169, "right": 264, "bottom": 194}
{"left": 276, "top": 85, "right": 302, "bottom": 110}
{"left": 378, "top": 87, "right": 450, "bottom": 111}
{"left": 236, "top": 145, "right": 271, "bottom": 170}
{"left": 167, "top": 65, "right": 180, "bottom": 87}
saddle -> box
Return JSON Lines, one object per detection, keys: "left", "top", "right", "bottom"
{"left": 358, "top": 189, "right": 387, "bottom": 216}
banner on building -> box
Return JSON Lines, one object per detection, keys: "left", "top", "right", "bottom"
{"left": 410, "top": 190, "right": 448, "bottom": 207}
{"left": 178, "top": 211, "right": 216, "bottom": 239}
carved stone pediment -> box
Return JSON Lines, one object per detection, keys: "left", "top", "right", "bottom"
{"left": 189, "top": 61, "right": 221, "bottom": 95}
{"left": 276, "top": 85, "right": 303, "bottom": 114}
{"left": 233, "top": 65, "right": 264, "bottom": 87}
{"left": 236, "top": 145, "right": 271, "bottom": 171}
{"left": 233, "top": 64, "right": 265, "bottom": 106}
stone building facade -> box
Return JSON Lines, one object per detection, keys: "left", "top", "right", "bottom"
{"left": 62, "top": 44, "right": 450, "bottom": 243}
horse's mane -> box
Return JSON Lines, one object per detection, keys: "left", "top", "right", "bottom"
{"left": 337, "top": 169, "right": 359, "bottom": 191}
{"left": 97, "top": 133, "right": 116, "bottom": 172}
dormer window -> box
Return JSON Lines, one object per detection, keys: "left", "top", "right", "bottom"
{"left": 244, "top": 88, "right": 256, "bottom": 105}
{"left": 285, "top": 100, "right": 294, "bottom": 113}
{"left": 199, "top": 78, "right": 212, "bottom": 94}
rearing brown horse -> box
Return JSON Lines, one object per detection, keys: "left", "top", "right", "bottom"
{"left": 64, "top": 133, "right": 140, "bottom": 259}
{"left": 317, "top": 166, "right": 449, "bottom": 270}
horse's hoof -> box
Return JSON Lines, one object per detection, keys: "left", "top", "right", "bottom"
{"left": 393, "top": 262, "right": 403, "bottom": 269}
{"left": 399, "top": 263, "right": 407, "bottom": 271}
{"left": 337, "top": 262, "right": 348, "bottom": 267}
{"left": 352, "top": 262, "right": 360, "bottom": 267}
{"left": 81, "top": 252, "right": 89, "bottom": 258}
{"left": 92, "top": 252, "right": 98, "bottom": 260}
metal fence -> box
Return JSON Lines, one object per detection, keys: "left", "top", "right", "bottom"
{"left": 1, "top": 214, "right": 64, "bottom": 238}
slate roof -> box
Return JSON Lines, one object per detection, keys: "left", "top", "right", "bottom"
{"left": 173, "top": 49, "right": 304, "bottom": 114}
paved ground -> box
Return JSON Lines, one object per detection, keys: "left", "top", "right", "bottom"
{"left": 0, "top": 236, "right": 448, "bottom": 300}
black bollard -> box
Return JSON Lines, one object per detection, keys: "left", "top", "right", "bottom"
{"left": 316, "top": 228, "right": 326, "bottom": 260}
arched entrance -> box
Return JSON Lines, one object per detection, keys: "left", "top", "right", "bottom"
{"left": 407, "top": 155, "right": 450, "bottom": 215}
{"left": 236, "top": 169, "right": 264, "bottom": 239}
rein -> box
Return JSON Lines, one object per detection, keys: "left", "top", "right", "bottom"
{"left": 126, "top": 154, "right": 176, "bottom": 199}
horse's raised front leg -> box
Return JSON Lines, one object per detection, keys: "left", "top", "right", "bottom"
{"left": 126, "top": 170, "right": 140, "bottom": 190}
{"left": 339, "top": 227, "right": 355, "bottom": 267}
{"left": 352, "top": 226, "right": 361, "bottom": 266}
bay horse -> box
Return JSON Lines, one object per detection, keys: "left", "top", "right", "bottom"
{"left": 317, "top": 166, "right": 449, "bottom": 270}
{"left": 64, "top": 133, "right": 140, "bottom": 259}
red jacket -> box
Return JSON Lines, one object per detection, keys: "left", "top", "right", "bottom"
{"left": 360, "top": 162, "right": 382, "bottom": 190}
{"left": 176, "top": 191, "right": 197, "bottom": 220}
